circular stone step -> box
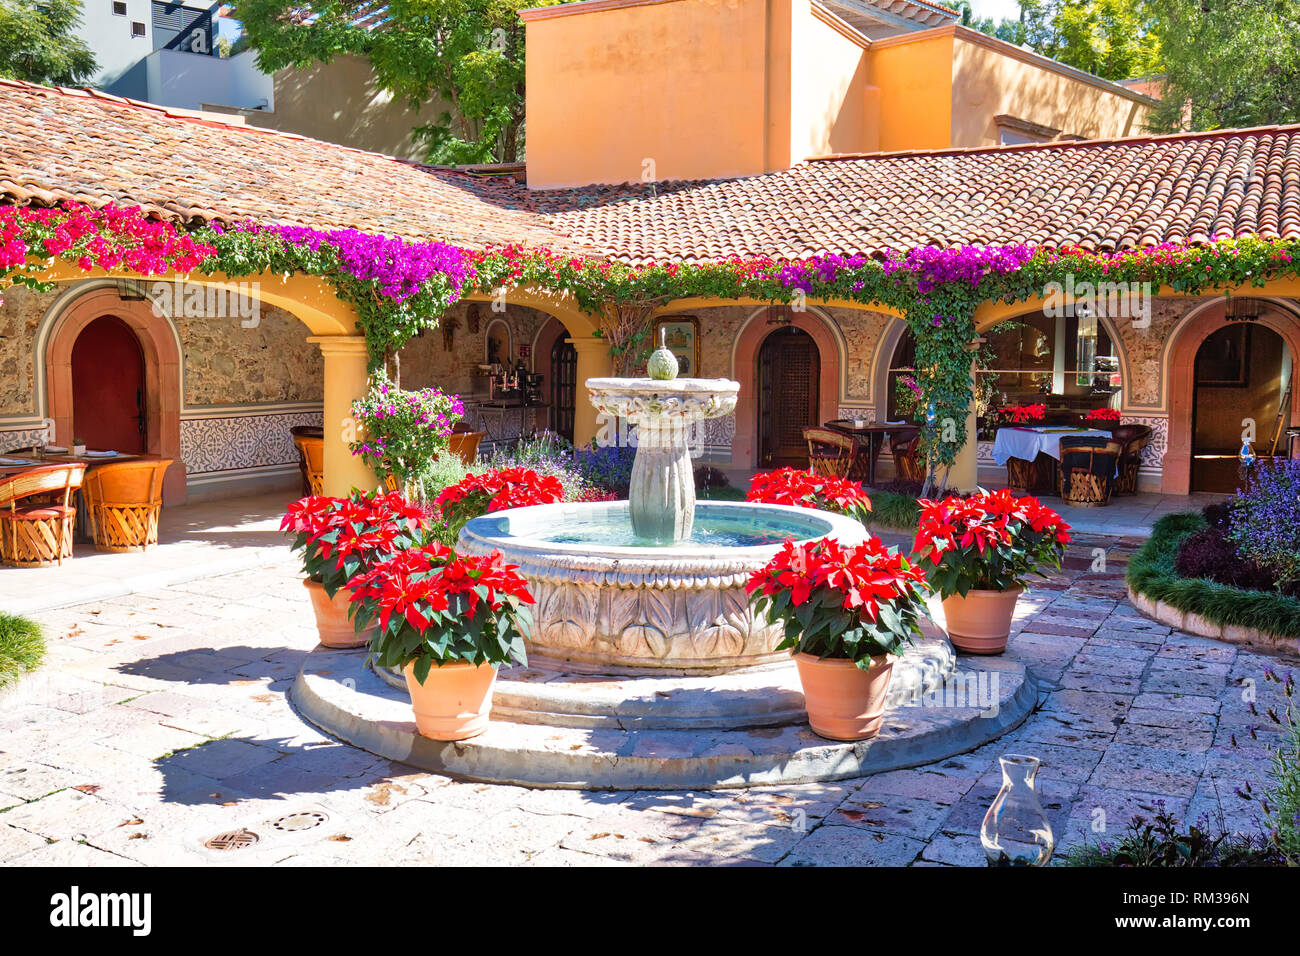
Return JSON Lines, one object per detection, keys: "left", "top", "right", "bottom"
{"left": 371, "top": 634, "right": 957, "bottom": 730}
{"left": 292, "top": 648, "right": 1037, "bottom": 790}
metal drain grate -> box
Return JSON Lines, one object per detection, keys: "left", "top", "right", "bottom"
{"left": 203, "top": 828, "right": 259, "bottom": 851}
{"left": 270, "top": 810, "right": 329, "bottom": 833}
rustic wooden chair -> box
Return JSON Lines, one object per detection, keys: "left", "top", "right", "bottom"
{"left": 82, "top": 459, "right": 172, "bottom": 552}
{"left": 802, "top": 427, "right": 855, "bottom": 478}
{"left": 1105, "top": 424, "right": 1152, "bottom": 496}
{"left": 1058, "top": 437, "right": 1124, "bottom": 507}
{"left": 0, "top": 462, "right": 87, "bottom": 567}
{"left": 291, "top": 429, "right": 325, "bottom": 496}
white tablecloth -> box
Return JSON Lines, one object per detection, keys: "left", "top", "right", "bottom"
{"left": 992, "top": 427, "right": 1114, "bottom": 466}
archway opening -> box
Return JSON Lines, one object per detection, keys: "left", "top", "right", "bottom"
{"left": 70, "top": 315, "right": 147, "bottom": 454}
{"left": 757, "top": 325, "right": 820, "bottom": 467}
{"left": 1191, "top": 323, "right": 1292, "bottom": 493}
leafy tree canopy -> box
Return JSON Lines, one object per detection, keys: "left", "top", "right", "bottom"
{"left": 0, "top": 0, "right": 96, "bottom": 85}
{"left": 1146, "top": 0, "right": 1300, "bottom": 132}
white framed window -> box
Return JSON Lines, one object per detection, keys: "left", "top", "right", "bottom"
{"left": 112, "top": 1, "right": 127, "bottom": 15}
{"left": 131, "top": 20, "right": 146, "bottom": 36}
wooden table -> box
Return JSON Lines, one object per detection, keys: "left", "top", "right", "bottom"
{"left": 820, "top": 421, "right": 910, "bottom": 486}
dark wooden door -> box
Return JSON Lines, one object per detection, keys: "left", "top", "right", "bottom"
{"left": 551, "top": 336, "right": 578, "bottom": 444}
{"left": 71, "top": 315, "right": 146, "bottom": 453}
{"left": 758, "top": 326, "right": 820, "bottom": 467}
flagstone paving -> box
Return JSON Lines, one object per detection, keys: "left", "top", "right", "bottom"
{"left": 0, "top": 532, "right": 1293, "bottom": 866}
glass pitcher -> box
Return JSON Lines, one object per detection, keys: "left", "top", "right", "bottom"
{"left": 980, "top": 754, "right": 1055, "bottom": 867}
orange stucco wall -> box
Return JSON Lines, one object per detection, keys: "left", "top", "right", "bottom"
{"left": 523, "top": 4, "right": 1153, "bottom": 188}
{"left": 866, "top": 31, "right": 954, "bottom": 152}
{"left": 525, "top": 0, "right": 778, "bottom": 188}
{"left": 949, "top": 31, "right": 1151, "bottom": 144}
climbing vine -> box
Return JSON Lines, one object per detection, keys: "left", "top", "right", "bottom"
{"left": 6, "top": 201, "right": 1300, "bottom": 471}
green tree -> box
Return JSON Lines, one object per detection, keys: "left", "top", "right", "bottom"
{"left": 968, "top": 0, "right": 1159, "bottom": 82}
{"left": 233, "top": 0, "right": 559, "bottom": 164}
{"left": 0, "top": 0, "right": 96, "bottom": 85}
{"left": 1147, "top": 0, "right": 1300, "bottom": 131}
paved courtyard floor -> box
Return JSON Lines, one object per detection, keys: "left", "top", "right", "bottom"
{"left": 1, "top": 526, "right": 1291, "bottom": 867}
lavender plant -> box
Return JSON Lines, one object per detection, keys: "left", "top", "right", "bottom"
{"left": 1229, "top": 459, "right": 1300, "bottom": 591}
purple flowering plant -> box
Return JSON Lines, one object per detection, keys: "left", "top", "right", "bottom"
{"left": 350, "top": 372, "right": 465, "bottom": 493}
{"left": 1229, "top": 459, "right": 1300, "bottom": 590}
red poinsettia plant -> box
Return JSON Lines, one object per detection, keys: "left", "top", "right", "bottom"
{"left": 280, "top": 491, "right": 427, "bottom": 596}
{"left": 746, "top": 468, "right": 873, "bottom": 524}
{"left": 997, "top": 403, "right": 1047, "bottom": 424}
{"left": 433, "top": 467, "right": 565, "bottom": 542}
{"left": 911, "top": 489, "right": 1072, "bottom": 596}
{"left": 349, "top": 543, "right": 534, "bottom": 678}
{"left": 1085, "top": 407, "right": 1122, "bottom": 423}
{"left": 747, "top": 536, "right": 930, "bottom": 666}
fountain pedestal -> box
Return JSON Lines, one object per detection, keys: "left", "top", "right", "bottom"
{"left": 587, "top": 378, "right": 738, "bottom": 544}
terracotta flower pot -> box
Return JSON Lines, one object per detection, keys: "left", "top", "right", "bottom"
{"left": 303, "top": 579, "right": 374, "bottom": 649}
{"left": 402, "top": 660, "right": 499, "bottom": 741}
{"left": 794, "top": 652, "right": 895, "bottom": 741}
{"left": 942, "top": 586, "right": 1023, "bottom": 655}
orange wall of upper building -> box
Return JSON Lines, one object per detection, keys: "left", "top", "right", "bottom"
{"left": 522, "top": 1, "right": 1155, "bottom": 189}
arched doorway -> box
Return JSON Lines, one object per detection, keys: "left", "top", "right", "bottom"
{"left": 550, "top": 336, "right": 578, "bottom": 444}
{"left": 758, "top": 326, "right": 820, "bottom": 467}
{"left": 45, "top": 287, "right": 185, "bottom": 503}
{"left": 70, "top": 316, "right": 147, "bottom": 454}
{"left": 1167, "top": 298, "right": 1300, "bottom": 495}
{"left": 1191, "top": 323, "right": 1292, "bottom": 493}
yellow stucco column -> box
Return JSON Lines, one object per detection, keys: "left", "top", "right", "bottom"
{"left": 948, "top": 351, "right": 981, "bottom": 492}
{"left": 568, "top": 336, "right": 613, "bottom": 448}
{"left": 309, "top": 335, "right": 378, "bottom": 496}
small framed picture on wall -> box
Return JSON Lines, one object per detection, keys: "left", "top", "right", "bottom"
{"left": 653, "top": 316, "right": 700, "bottom": 377}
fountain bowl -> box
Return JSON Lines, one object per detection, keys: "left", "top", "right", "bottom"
{"left": 458, "top": 500, "right": 868, "bottom": 675}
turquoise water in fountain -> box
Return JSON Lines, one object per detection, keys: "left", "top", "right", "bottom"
{"left": 532, "top": 509, "right": 825, "bottom": 549}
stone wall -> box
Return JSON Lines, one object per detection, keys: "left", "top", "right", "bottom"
{"left": 0, "top": 285, "right": 48, "bottom": 418}
{"left": 177, "top": 305, "right": 322, "bottom": 407}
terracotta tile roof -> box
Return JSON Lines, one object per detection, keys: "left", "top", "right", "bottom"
{"left": 517, "top": 127, "right": 1300, "bottom": 262}
{"left": 3, "top": 79, "right": 1300, "bottom": 264}
{"left": 0, "top": 79, "right": 558, "bottom": 248}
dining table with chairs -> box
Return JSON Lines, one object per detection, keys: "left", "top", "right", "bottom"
{"left": 0, "top": 448, "right": 172, "bottom": 566}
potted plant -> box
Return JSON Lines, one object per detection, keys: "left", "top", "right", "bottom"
{"left": 350, "top": 371, "right": 465, "bottom": 500}
{"left": 912, "top": 490, "right": 1071, "bottom": 654}
{"left": 433, "top": 466, "right": 565, "bottom": 544}
{"left": 349, "top": 543, "right": 534, "bottom": 740}
{"left": 747, "top": 536, "right": 929, "bottom": 740}
{"left": 71, "top": 437, "right": 87, "bottom": 457}
{"left": 280, "top": 491, "right": 426, "bottom": 648}
{"left": 746, "top": 467, "right": 873, "bottom": 525}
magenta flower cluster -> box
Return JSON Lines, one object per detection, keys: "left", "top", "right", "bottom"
{"left": 883, "top": 243, "right": 1036, "bottom": 293}
{"left": 238, "top": 222, "right": 476, "bottom": 302}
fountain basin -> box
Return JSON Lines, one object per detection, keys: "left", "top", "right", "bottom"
{"left": 458, "top": 500, "right": 869, "bottom": 674}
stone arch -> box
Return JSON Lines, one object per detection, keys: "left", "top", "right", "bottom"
{"left": 41, "top": 284, "right": 187, "bottom": 502}
{"left": 1165, "top": 297, "right": 1300, "bottom": 494}
{"left": 730, "top": 306, "right": 844, "bottom": 469}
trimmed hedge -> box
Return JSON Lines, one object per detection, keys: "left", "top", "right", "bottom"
{"left": 1126, "top": 513, "right": 1300, "bottom": 639}
{"left": 864, "top": 491, "right": 922, "bottom": 532}
{"left": 0, "top": 613, "right": 45, "bottom": 689}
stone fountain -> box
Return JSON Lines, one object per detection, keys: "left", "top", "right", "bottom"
{"left": 293, "top": 345, "right": 1040, "bottom": 788}
{"left": 458, "top": 343, "right": 879, "bottom": 673}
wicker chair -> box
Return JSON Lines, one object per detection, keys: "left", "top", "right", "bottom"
{"left": 1106, "top": 424, "right": 1152, "bottom": 496}
{"left": 802, "top": 427, "right": 855, "bottom": 478}
{"left": 0, "top": 463, "right": 87, "bottom": 567}
{"left": 888, "top": 426, "right": 924, "bottom": 482}
{"left": 82, "top": 459, "right": 173, "bottom": 552}
{"left": 1058, "top": 437, "right": 1124, "bottom": 507}
{"left": 291, "top": 427, "right": 325, "bottom": 496}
